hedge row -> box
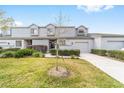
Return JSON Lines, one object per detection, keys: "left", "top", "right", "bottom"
{"left": 0, "top": 48, "right": 20, "bottom": 54}
{"left": 0, "top": 48, "right": 44, "bottom": 58}
{"left": 91, "top": 49, "right": 124, "bottom": 60}
{"left": 107, "top": 50, "right": 124, "bottom": 60}
{"left": 91, "top": 49, "right": 107, "bottom": 56}
{"left": 50, "top": 49, "right": 80, "bottom": 56}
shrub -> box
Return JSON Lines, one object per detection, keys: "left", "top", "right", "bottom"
{"left": 32, "top": 52, "right": 43, "bottom": 57}
{"left": 14, "top": 51, "right": 24, "bottom": 58}
{"left": 0, "top": 48, "right": 20, "bottom": 54}
{"left": 49, "top": 49, "right": 56, "bottom": 55}
{"left": 14, "top": 48, "right": 36, "bottom": 58}
{"left": 59, "top": 50, "right": 70, "bottom": 56}
{"left": 27, "top": 45, "right": 47, "bottom": 53}
{"left": 50, "top": 49, "right": 80, "bottom": 56}
{"left": 3, "top": 48, "right": 20, "bottom": 52}
{"left": 0, "top": 49, "right": 2, "bottom": 54}
{"left": 91, "top": 49, "right": 124, "bottom": 61}
{"left": 107, "top": 50, "right": 124, "bottom": 60}
{"left": 0, "top": 47, "right": 2, "bottom": 49}
{"left": 0, "top": 51, "right": 15, "bottom": 58}
{"left": 0, "top": 48, "right": 41, "bottom": 58}
{"left": 72, "top": 50, "right": 80, "bottom": 56}
{"left": 91, "top": 49, "right": 107, "bottom": 56}
{"left": 42, "top": 54, "right": 45, "bottom": 58}
{"left": 18, "top": 48, "right": 35, "bottom": 56}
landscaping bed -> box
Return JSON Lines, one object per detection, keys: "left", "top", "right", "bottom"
{"left": 0, "top": 48, "right": 44, "bottom": 58}
{"left": 0, "top": 58, "right": 123, "bottom": 88}
{"left": 91, "top": 49, "right": 124, "bottom": 61}
{"left": 50, "top": 49, "right": 80, "bottom": 56}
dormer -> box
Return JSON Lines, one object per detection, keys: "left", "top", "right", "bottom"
{"left": 29, "top": 24, "right": 39, "bottom": 36}
{"left": 46, "top": 24, "right": 55, "bottom": 36}
{"left": 77, "top": 25, "right": 88, "bottom": 36}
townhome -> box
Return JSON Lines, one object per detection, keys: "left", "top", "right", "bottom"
{"left": 0, "top": 24, "right": 124, "bottom": 53}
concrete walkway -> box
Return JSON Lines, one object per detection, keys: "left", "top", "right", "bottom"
{"left": 80, "top": 53, "right": 124, "bottom": 84}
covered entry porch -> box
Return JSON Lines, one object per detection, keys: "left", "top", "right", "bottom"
{"left": 23, "top": 39, "right": 48, "bottom": 52}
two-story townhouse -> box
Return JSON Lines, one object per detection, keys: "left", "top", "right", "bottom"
{"left": 0, "top": 24, "right": 124, "bottom": 53}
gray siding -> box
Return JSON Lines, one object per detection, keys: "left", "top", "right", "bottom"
{"left": 101, "top": 37, "right": 124, "bottom": 50}
{"left": 12, "top": 28, "right": 30, "bottom": 37}
{"left": 39, "top": 28, "right": 48, "bottom": 37}
{"left": 10, "top": 24, "right": 88, "bottom": 38}
{"left": 55, "top": 27, "right": 76, "bottom": 37}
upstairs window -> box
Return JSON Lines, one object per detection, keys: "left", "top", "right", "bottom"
{"left": 78, "top": 29, "right": 84, "bottom": 33}
{"left": 77, "top": 29, "right": 86, "bottom": 36}
{"left": 48, "top": 28, "right": 52, "bottom": 33}
{"left": 47, "top": 28, "right": 54, "bottom": 35}
{"left": 59, "top": 40, "right": 66, "bottom": 46}
{"left": 31, "top": 28, "right": 38, "bottom": 35}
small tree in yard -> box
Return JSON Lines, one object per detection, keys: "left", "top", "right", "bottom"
{"left": 0, "top": 10, "right": 14, "bottom": 35}
{"left": 54, "top": 11, "right": 70, "bottom": 71}
{"left": 48, "top": 11, "right": 71, "bottom": 77}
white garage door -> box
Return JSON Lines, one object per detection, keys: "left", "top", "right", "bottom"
{"left": 107, "top": 41, "right": 124, "bottom": 50}
{"left": 75, "top": 42, "right": 89, "bottom": 53}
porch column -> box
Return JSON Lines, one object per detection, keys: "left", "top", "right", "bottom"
{"left": 21, "top": 40, "right": 26, "bottom": 49}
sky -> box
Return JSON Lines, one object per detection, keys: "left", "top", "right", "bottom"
{"left": 0, "top": 5, "right": 124, "bottom": 34}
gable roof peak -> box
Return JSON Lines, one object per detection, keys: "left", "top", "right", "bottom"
{"left": 46, "top": 23, "right": 56, "bottom": 27}
{"left": 29, "top": 24, "right": 39, "bottom": 27}
{"left": 78, "top": 25, "right": 88, "bottom": 29}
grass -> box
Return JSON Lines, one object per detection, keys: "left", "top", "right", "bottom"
{"left": 0, "top": 58, "right": 123, "bottom": 88}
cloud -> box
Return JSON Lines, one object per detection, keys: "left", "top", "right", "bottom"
{"left": 14, "top": 21, "right": 23, "bottom": 27}
{"left": 77, "top": 5, "right": 114, "bottom": 13}
{"left": 104, "top": 5, "right": 114, "bottom": 10}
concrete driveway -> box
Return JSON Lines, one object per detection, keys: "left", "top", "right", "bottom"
{"left": 80, "top": 53, "right": 124, "bottom": 84}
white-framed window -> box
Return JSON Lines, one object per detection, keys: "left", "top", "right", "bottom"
{"left": 16, "top": 41, "right": 22, "bottom": 47}
{"left": 59, "top": 40, "right": 66, "bottom": 46}
{"left": 31, "top": 28, "right": 38, "bottom": 35}
{"left": 78, "top": 29, "right": 84, "bottom": 33}
{"left": 47, "top": 28, "right": 54, "bottom": 35}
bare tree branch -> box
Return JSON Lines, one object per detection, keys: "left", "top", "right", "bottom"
{"left": 54, "top": 11, "right": 71, "bottom": 71}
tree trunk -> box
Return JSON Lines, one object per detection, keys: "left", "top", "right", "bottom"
{"left": 56, "top": 39, "right": 59, "bottom": 71}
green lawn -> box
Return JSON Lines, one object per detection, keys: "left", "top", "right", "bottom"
{"left": 0, "top": 58, "right": 123, "bottom": 88}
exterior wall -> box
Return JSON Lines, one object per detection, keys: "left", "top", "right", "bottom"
{"left": 59, "top": 39, "right": 94, "bottom": 53}
{"left": 11, "top": 27, "right": 76, "bottom": 38}
{"left": 39, "top": 28, "right": 48, "bottom": 37}
{"left": 0, "top": 40, "right": 16, "bottom": 48}
{"left": 55, "top": 27, "right": 76, "bottom": 37}
{"left": 39, "top": 27, "right": 76, "bottom": 37}
{"left": 11, "top": 28, "right": 31, "bottom": 37}
{"left": 32, "top": 39, "right": 49, "bottom": 49}
{"left": 101, "top": 37, "right": 124, "bottom": 50}
{"left": 0, "top": 40, "right": 25, "bottom": 49}
{"left": 1, "top": 24, "right": 124, "bottom": 52}
{"left": 0, "top": 36, "right": 124, "bottom": 52}
{"left": 93, "top": 36, "right": 102, "bottom": 49}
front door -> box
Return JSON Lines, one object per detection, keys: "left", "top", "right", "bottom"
{"left": 49, "top": 40, "right": 56, "bottom": 49}
{"left": 27, "top": 40, "right": 32, "bottom": 46}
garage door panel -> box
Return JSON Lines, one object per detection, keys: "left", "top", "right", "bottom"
{"left": 75, "top": 42, "right": 89, "bottom": 53}
{"left": 107, "top": 41, "right": 124, "bottom": 50}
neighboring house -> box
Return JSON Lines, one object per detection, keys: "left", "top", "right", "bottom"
{"left": 0, "top": 23, "right": 124, "bottom": 53}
